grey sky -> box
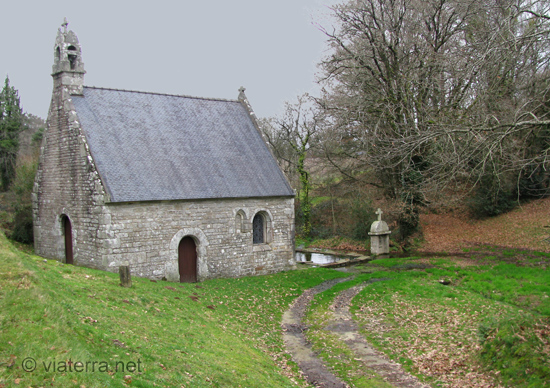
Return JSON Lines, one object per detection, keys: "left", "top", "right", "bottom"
{"left": 1, "top": 0, "right": 340, "bottom": 120}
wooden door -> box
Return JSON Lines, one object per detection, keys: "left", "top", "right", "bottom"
{"left": 63, "top": 216, "right": 74, "bottom": 265}
{"left": 178, "top": 236, "right": 197, "bottom": 282}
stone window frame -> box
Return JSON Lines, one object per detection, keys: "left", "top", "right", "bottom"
{"left": 251, "top": 210, "right": 273, "bottom": 250}
{"left": 235, "top": 209, "right": 247, "bottom": 233}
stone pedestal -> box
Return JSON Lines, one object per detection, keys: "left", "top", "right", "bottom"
{"left": 119, "top": 265, "right": 131, "bottom": 287}
{"left": 369, "top": 209, "right": 391, "bottom": 255}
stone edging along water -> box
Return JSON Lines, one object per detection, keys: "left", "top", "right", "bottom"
{"left": 281, "top": 278, "right": 429, "bottom": 388}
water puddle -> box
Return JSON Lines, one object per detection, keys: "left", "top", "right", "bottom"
{"left": 295, "top": 251, "right": 355, "bottom": 265}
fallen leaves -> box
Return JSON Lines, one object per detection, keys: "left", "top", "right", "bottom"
{"left": 355, "top": 287, "right": 507, "bottom": 387}
{"left": 420, "top": 196, "right": 550, "bottom": 254}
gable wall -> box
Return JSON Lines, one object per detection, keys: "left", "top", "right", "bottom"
{"left": 32, "top": 83, "right": 109, "bottom": 266}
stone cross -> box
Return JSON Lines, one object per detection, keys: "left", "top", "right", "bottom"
{"left": 62, "top": 17, "right": 69, "bottom": 33}
{"left": 376, "top": 208, "right": 383, "bottom": 221}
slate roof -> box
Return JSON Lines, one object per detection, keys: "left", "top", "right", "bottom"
{"left": 72, "top": 87, "right": 294, "bottom": 202}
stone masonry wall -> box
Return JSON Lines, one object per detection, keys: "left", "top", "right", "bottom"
{"left": 101, "top": 197, "right": 296, "bottom": 281}
{"left": 32, "top": 80, "right": 108, "bottom": 266}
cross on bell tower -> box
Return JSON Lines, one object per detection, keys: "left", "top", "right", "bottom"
{"left": 62, "top": 17, "right": 68, "bottom": 33}
{"left": 52, "top": 18, "right": 86, "bottom": 95}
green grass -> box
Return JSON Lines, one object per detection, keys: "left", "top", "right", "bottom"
{"left": 303, "top": 256, "right": 550, "bottom": 387}
{"left": 478, "top": 314, "right": 550, "bottom": 387}
{"left": 2, "top": 235, "right": 550, "bottom": 387}
{"left": 0, "top": 233, "right": 347, "bottom": 387}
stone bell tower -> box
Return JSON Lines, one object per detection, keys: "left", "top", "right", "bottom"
{"left": 52, "top": 18, "right": 85, "bottom": 95}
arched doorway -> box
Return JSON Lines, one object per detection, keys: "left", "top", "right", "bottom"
{"left": 178, "top": 236, "right": 197, "bottom": 282}
{"left": 62, "top": 215, "right": 73, "bottom": 265}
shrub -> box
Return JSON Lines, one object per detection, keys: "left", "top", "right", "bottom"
{"left": 469, "top": 175, "right": 517, "bottom": 217}
{"left": 350, "top": 198, "right": 375, "bottom": 240}
{"left": 396, "top": 201, "right": 420, "bottom": 242}
{"left": 9, "top": 160, "right": 37, "bottom": 244}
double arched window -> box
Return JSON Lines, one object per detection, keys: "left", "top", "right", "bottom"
{"left": 235, "top": 209, "right": 273, "bottom": 245}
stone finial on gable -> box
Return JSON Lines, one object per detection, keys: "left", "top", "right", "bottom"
{"left": 238, "top": 86, "right": 258, "bottom": 123}
{"left": 238, "top": 86, "right": 247, "bottom": 101}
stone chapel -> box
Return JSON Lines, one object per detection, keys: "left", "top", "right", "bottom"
{"left": 32, "top": 21, "right": 296, "bottom": 282}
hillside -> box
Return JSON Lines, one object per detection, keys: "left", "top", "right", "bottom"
{"left": 420, "top": 196, "right": 550, "bottom": 253}
{"left": 0, "top": 233, "right": 345, "bottom": 387}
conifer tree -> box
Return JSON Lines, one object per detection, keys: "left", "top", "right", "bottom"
{"left": 0, "top": 76, "right": 24, "bottom": 191}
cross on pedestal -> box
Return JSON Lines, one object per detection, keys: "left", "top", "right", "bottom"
{"left": 375, "top": 208, "right": 383, "bottom": 221}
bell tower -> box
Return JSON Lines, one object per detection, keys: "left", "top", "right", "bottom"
{"left": 52, "top": 18, "right": 85, "bottom": 95}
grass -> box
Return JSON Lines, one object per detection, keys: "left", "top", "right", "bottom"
{"left": 2, "top": 231, "right": 550, "bottom": 387}
{"left": 303, "top": 256, "right": 550, "bottom": 387}
{"left": 0, "top": 232, "right": 348, "bottom": 387}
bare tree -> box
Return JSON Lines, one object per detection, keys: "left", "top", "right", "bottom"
{"left": 261, "top": 95, "right": 322, "bottom": 237}
{"left": 317, "top": 0, "right": 550, "bottom": 228}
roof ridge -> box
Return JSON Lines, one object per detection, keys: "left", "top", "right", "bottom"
{"left": 83, "top": 85, "right": 240, "bottom": 103}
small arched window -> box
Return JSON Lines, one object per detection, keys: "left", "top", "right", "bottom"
{"left": 252, "top": 214, "right": 264, "bottom": 244}
{"left": 235, "top": 210, "right": 246, "bottom": 233}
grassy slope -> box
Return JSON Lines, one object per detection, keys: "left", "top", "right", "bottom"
{"left": 0, "top": 233, "right": 347, "bottom": 387}
{"left": 2, "top": 197, "right": 550, "bottom": 387}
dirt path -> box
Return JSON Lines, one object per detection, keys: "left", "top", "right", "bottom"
{"left": 325, "top": 283, "right": 428, "bottom": 388}
{"left": 282, "top": 279, "right": 429, "bottom": 388}
{"left": 282, "top": 278, "right": 350, "bottom": 387}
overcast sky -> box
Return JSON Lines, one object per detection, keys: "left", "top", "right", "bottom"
{"left": 1, "top": 0, "right": 341, "bottom": 120}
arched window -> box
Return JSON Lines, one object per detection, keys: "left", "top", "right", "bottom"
{"left": 252, "top": 211, "right": 273, "bottom": 245}
{"left": 235, "top": 210, "right": 246, "bottom": 233}
{"left": 253, "top": 214, "right": 264, "bottom": 244}
{"left": 68, "top": 45, "right": 78, "bottom": 70}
